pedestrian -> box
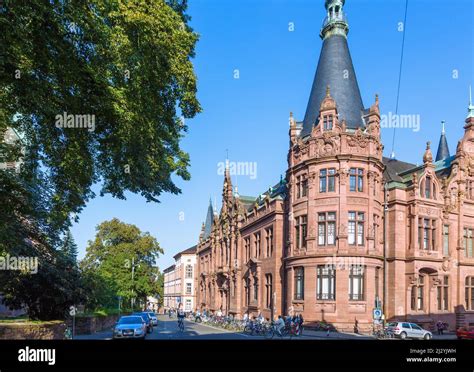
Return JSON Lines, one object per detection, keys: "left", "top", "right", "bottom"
{"left": 436, "top": 320, "right": 443, "bottom": 335}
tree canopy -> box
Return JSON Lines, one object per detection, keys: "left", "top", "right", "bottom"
{"left": 0, "top": 0, "right": 196, "bottom": 319}
{"left": 1, "top": 0, "right": 201, "bottom": 231}
{"left": 81, "top": 218, "right": 164, "bottom": 310}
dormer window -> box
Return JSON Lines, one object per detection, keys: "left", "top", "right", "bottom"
{"left": 323, "top": 115, "right": 333, "bottom": 131}
{"left": 421, "top": 176, "right": 436, "bottom": 199}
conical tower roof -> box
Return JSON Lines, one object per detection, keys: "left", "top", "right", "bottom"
{"left": 435, "top": 121, "right": 450, "bottom": 162}
{"left": 301, "top": 0, "right": 364, "bottom": 136}
{"left": 203, "top": 199, "right": 214, "bottom": 239}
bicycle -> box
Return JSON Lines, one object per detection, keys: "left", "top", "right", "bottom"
{"left": 264, "top": 322, "right": 285, "bottom": 339}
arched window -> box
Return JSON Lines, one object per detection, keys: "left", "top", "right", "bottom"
{"left": 421, "top": 176, "right": 436, "bottom": 199}
{"left": 411, "top": 275, "right": 425, "bottom": 311}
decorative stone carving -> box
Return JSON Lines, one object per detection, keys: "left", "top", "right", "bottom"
{"left": 347, "top": 129, "right": 369, "bottom": 151}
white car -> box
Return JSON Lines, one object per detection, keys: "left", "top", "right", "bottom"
{"left": 386, "top": 322, "right": 432, "bottom": 340}
{"left": 113, "top": 316, "right": 147, "bottom": 339}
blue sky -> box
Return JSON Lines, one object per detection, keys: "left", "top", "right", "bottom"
{"left": 71, "top": 0, "right": 473, "bottom": 270}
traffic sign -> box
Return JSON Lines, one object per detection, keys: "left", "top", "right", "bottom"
{"left": 373, "top": 308, "right": 382, "bottom": 320}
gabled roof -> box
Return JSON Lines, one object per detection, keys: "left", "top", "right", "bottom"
{"left": 173, "top": 245, "right": 197, "bottom": 260}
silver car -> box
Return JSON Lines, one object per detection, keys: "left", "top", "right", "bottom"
{"left": 113, "top": 315, "right": 147, "bottom": 339}
{"left": 147, "top": 312, "right": 158, "bottom": 326}
{"left": 386, "top": 322, "right": 432, "bottom": 340}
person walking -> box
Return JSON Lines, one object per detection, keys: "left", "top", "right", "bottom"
{"left": 436, "top": 320, "right": 444, "bottom": 336}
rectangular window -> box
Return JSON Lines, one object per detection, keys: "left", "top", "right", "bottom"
{"left": 244, "top": 237, "right": 250, "bottom": 261}
{"left": 186, "top": 283, "right": 192, "bottom": 295}
{"left": 318, "top": 212, "right": 336, "bottom": 246}
{"left": 464, "top": 228, "right": 473, "bottom": 258}
{"left": 302, "top": 178, "right": 308, "bottom": 197}
{"left": 323, "top": 115, "right": 333, "bottom": 131}
{"left": 294, "top": 267, "right": 304, "bottom": 300}
{"left": 320, "top": 169, "right": 327, "bottom": 193}
{"left": 437, "top": 276, "right": 449, "bottom": 311}
{"left": 301, "top": 216, "right": 307, "bottom": 248}
{"left": 317, "top": 265, "right": 336, "bottom": 300}
{"left": 254, "top": 232, "right": 261, "bottom": 259}
{"left": 328, "top": 168, "right": 335, "bottom": 192}
{"left": 349, "top": 265, "right": 365, "bottom": 301}
{"left": 419, "top": 218, "right": 436, "bottom": 251}
{"left": 185, "top": 265, "right": 193, "bottom": 279}
{"left": 443, "top": 225, "right": 449, "bottom": 257}
{"left": 349, "top": 168, "right": 364, "bottom": 192}
{"left": 348, "top": 212, "right": 364, "bottom": 246}
{"left": 265, "top": 227, "right": 273, "bottom": 258}
{"left": 320, "top": 168, "right": 336, "bottom": 193}
{"left": 296, "top": 176, "right": 301, "bottom": 199}
{"left": 466, "top": 277, "right": 474, "bottom": 311}
{"left": 265, "top": 274, "right": 273, "bottom": 309}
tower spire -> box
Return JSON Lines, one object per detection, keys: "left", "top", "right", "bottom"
{"left": 301, "top": 0, "right": 364, "bottom": 136}
{"left": 435, "top": 120, "right": 450, "bottom": 162}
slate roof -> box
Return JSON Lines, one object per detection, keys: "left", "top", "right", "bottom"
{"left": 203, "top": 200, "right": 214, "bottom": 239}
{"left": 435, "top": 132, "right": 450, "bottom": 161}
{"left": 301, "top": 34, "right": 365, "bottom": 136}
{"left": 382, "top": 157, "right": 417, "bottom": 183}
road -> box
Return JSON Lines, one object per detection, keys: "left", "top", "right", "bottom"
{"left": 76, "top": 315, "right": 251, "bottom": 340}
{"left": 76, "top": 315, "right": 456, "bottom": 340}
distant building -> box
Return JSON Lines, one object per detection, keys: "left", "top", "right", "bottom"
{"left": 163, "top": 245, "right": 197, "bottom": 313}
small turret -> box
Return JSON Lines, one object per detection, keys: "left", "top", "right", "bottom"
{"left": 435, "top": 121, "right": 450, "bottom": 161}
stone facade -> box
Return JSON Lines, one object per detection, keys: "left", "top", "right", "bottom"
{"left": 195, "top": 0, "right": 474, "bottom": 333}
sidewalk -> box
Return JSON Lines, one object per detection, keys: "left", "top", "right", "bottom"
{"left": 301, "top": 328, "right": 373, "bottom": 340}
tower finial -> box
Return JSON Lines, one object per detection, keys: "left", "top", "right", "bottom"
{"left": 321, "top": 0, "right": 348, "bottom": 40}
{"left": 441, "top": 120, "right": 445, "bottom": 134}
{"left": 468, "top": 85, "right": 474, "bottom": 119}
{"left": 326, "top": 85, "right": 331, "bottom": 97}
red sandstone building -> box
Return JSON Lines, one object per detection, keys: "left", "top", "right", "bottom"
{"left": 195, "top": 0, "right": 474, "bottom": 332}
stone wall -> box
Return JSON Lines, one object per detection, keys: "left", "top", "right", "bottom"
{"left": 0, "top": 321, "right": 66, "bottom": 339}
{"left": 69, "top": 314, "right": 121, "bottom": 335}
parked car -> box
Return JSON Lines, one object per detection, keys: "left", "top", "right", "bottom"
{"left": 456, "top": 326, "right": 474, "bottom": 340}
{"left": 386, "top": 322, "right": 432, "bottom": 340}
{"left": 133, "top": 312, "right": 153, "bottom": 333}
{"left": 113, "top": 316, "right": 147, "bottom": 339}
{"left": 147, "top": 311, "right": 158, "bottom": 326}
